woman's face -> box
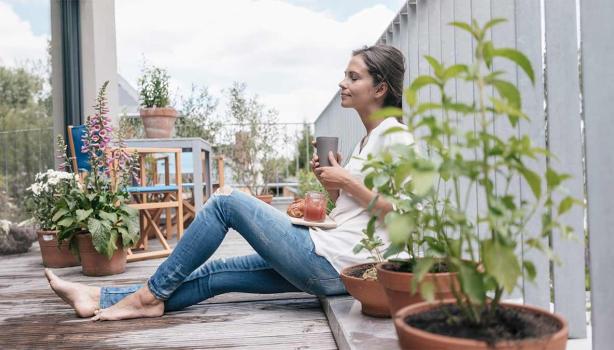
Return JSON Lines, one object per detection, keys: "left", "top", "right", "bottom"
{"left": 338, "top": 54, "right": 382, "bottom": 110}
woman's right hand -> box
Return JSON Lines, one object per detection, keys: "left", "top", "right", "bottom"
{"left": 310, "top": 140, "right": 320, "bottom": 172}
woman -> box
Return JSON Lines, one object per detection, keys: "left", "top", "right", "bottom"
{"left": 45, "top": 44, "right": 414, "bottom": 321}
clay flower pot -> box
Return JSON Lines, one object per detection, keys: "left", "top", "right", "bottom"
{"left": 376, "top": 261, "right": 458, "bottom": 316}
{"left": 256, "top": 194, "right": 273, "bottom": 205}
{"left": 340, "top": 262, "right": 390, "bottom": 318}
{"left": 76, "top": 233, "right": 126, "bottom": 276}
{"left": 37, "top": 230, "right": 80, "bottom": 268}
{"left": 393, "top": 299, "right": 568, "bottom": 350}
{"left": 140, "top": 107, "right": 177, "bottom": 138}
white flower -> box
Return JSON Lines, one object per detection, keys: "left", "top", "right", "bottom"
{"left": 30, "top": 183, "right": 41, "bottom": 195}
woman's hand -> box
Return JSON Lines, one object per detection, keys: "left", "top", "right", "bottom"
{"left": 313, "top": 151, "right": 351, "bottom": 191}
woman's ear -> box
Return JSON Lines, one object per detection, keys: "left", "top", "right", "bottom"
{"left": 374, "top": 82, "right": 388, "bottom": 99}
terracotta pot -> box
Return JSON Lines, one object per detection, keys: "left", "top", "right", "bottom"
{"left": 340, "top": 263, "right": 390, "bottom": 318}
{"left": 376, "top": 261, "right": 458, "bottom": 316}
{"left": 256, "top": 194, "right": 273, "bottom": 205}
{"left": 36, "top": 230, "right": 80, "bottom": 268}
{"left": 393, "top": 299, "right": 568, "bottom": 350}
{"left": 140, "top": 107, "right": 177, "bottom": 138}
{"left": 76, "top": 233, "right": 126, "bottom": 276}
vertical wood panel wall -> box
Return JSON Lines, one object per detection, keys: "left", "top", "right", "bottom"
{"left": 314, "top": 0, "right": 596, "bottom": 340}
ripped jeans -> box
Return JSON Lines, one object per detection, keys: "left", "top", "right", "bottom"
{"left": 99, "top": 188, "right": 346, "bottom": 312}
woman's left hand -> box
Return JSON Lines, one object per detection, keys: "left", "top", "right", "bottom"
{"left": 314, "top": 151, "right": 352, "bottom": 191}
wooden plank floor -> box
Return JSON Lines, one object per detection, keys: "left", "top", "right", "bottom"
{"left": 0, "top": 230, "right": 338, "bottom": 349}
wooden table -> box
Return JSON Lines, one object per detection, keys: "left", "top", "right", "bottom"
{"left": 125, "top": 137, "right": 213, "bottom": 209}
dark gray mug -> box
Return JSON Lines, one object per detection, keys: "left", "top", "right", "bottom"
{"left": 316, "top": 136, "right": 339, "bottom": 167}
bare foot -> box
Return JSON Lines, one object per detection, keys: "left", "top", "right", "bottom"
{"left": 44, "top": 268, "right": 101, "bottom": 318}
{"left": 92, "top": 285, "right": 164, "bottom": 321}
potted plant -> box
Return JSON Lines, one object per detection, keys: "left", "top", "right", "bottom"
{"left": 25, "top": 167, "right": 81, "bottom": 267}
{"left": 361, "top": 144, "right": 458, "bottom": 316}
{"left": 339, "top": 215, "right": 391, "bottom": 317}
{"left": 371, "top": 19, "right": 579, "bottom": 349}
{"left": 52, "top": 81, "right": 141, "bottom": 276}
{"left": 138, "top": 64, "right": 177, "bottom": 138}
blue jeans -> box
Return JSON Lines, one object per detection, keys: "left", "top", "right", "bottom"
{"left": 100, "top": 188, "right": 346, "bottom": 312}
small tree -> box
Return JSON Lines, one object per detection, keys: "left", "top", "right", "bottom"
{"left": 222, "top": 82, "right": 283, "bottom": 195}
{"left": 175, "top": 84, "right": 222, "bottom": 143}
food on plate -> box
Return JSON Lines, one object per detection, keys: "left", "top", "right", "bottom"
{"left": 287, "top": 198, "right": 305, "bottom": 218}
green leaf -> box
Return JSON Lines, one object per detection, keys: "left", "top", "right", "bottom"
{"left": 450, "top": 21, "right": 479, "bottom": 40}
{"left": 382, "top": 126, "right": 407, "bottom": 136}
{"left": 483, "top": 18, "right": 507, "bottom": 32}
{"left": 491, "top": 79, "right": 521, "bottom": 109}
{"left": 383, "top": 242, "right": 405, "bottom": 259}
{"left": 369, "top": 107, "right": 404, "bottom": 122}
{"left": 482, "top": 240, "right": 521, "bottom": 293}
{"left": 386, "top": 213, "right": 413, "bottom": 245}
{"left": 492, "top": 48, "right": 535, "bottom": 84}
{"left": 405, "top": 88, "right": 417, "bottom": 108}
{"left": 411, "top": 170, "right": 436, "bottom": 196}
{"left": 411, "top": 258, "right": 435, "bottom": 294}
{"left": 442, "top": 64, "right": 468, "bottom": 81}
{"left": 424, "top": 55, "right": 444, "bottom": 78}
{"left": 87, "top": 218, "right": 105, "bottom": 237}
{"left": 52, "top": 208, "right": 69, "bottom": 222}
{"left": 394, "top": 163, "right": 412, "bottom": 189}
{"left": 519, "top": 167, "right": 541, "bottom": 200}
{"left": 56, "top": 217, "right": 74, "bottom": 228}
{"left": 523, "top": 260, "right": 536, "bottom": 281}
{"left": 75, "top": 209, "right": 93, "bottom": 222}
{"left": 410, "top": 75, "right": 440, "bottom": 91}
{"left": 419, "top": 281, "right": 435, "bottom": 302}
{"left": 373, "top": 174, "right": 388, "bottom": 188}
{"left": 353, "top": 243, "right": 365, "bottom": 255}
{"left": 99, "top": 211, "right": 118, "bottom": 223}
{"left": 558, "top": 196, "right": 575, "bottom": 216}
{"left": 458, "top": 263, "right": 485, "bottom": 304}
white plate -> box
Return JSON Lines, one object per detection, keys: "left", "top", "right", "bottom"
{"left": 289, "top": 214, "right": 337, "bottom": 229}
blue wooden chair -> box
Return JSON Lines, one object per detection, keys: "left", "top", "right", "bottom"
{"left": 67, "top": 125, "right": 183, "bottom": 262}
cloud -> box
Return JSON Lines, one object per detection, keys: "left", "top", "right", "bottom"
{"left": 115, "top": 0, "right": 398, "bottom": 123}
{"left": 0, "top": 1, "right": 48, "bottom": 67}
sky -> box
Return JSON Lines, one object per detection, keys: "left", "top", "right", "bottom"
{"left": 0, "top": 0, "right": 405, "bottom": 123}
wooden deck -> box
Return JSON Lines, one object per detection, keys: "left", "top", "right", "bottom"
{"left": 0, "top": 231, "right": 338, "bottom": 349}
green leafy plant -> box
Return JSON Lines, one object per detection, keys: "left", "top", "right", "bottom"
{"left": 363, "top": 19, "right": 582, "bottom": 325}
{"left": 52, "top": 82, "right": 141, "bottom": 259}
{"left": 138, "top": 64, "right": 171, "bottom": 108}
{"left": 24, "top": 168, "right": 80, "bottom": 230}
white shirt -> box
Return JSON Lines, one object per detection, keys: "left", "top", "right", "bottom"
{"left": 309, "top": 117, "right": 415, "bottom": 273}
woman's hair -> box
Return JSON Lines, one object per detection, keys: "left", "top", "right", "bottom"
{"left": 352, "top": 45, "right": 405, "bottom": 108}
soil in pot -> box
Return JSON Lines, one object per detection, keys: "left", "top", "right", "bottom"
{"left": 37, "top": 230, "right": 80, "bottom": 268}
{"left": 340, "top": 262, "right": 390, "bottom": 318}
{"left": 376, "top": 261, "right": 457, "bottom": 316}
{"left": 394, "top": 300, "right": 568, "bottom": 350}
{"left": 76, "top": 233, "right": 126, "bottom": 276}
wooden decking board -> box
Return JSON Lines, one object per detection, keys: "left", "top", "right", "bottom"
{"left": 0, "top": 231, "right": 339, "bottom": 349}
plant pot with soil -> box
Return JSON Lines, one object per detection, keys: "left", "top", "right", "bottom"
{"left": 362, "top": 19, "right": 581, "bottom": 349}
{"left": 394, "top": 299, "right": 568, "bottom": 350}
{"left": 375, "top": 259, "right": 457, "bottom": 316}
{"left": 25, "top": 170, "right": 82, "bottom": 268}
{"left": 37, "top": 230, "right": 79, "bottom": 268}
{"left": 76, "top": 232, "right": 126, "bottom": 276}
{"left": 340, "top": 262, "right": 390, "bottom": 317}
{"left": 339, "top": 216, "right": 392, "bottom": 317}
{"left": 140, "top": 107, "right": 178, "bottom": 138}
{"left": 138, "top": 64, "right": 177, "bottom": 138}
